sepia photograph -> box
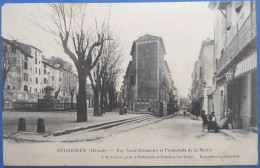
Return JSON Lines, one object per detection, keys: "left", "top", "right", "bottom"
{"left": 1, "top": 0, "right": 258, "bottom": 166}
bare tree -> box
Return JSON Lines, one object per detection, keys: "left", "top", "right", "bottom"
{"left": 48, "top": 4, "right": 110, "bottom": 122}
{"left": 1, "top": 40, "right": 17, "bottom": 110}
{"left": 68, "top": 79, "right": 76, "bottom": 109}
{"left": 104, "top": 40, "right": 123, "bottom": 111}
{"left": 89, "top": 37, "right": 123, "bottom": 115}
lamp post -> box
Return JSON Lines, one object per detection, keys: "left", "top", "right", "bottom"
{"left": 226, "top": 71, "right": 234, "bottom": 83}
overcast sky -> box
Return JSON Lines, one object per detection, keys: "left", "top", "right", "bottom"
{"left": 2, "top": 2, "right": 214, "bottom": 97}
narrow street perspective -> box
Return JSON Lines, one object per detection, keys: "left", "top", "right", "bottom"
{"left": 1, "top": 1, "right": 258, "bottom": 167}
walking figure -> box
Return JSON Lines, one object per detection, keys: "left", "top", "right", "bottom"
{"left": 183, "top": 108, "right": 186, "bottom": 117}
{"left": 123, "top": 106, "right": 127, "bottom": 115}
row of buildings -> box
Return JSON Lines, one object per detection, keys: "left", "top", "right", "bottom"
{"left": 1, "top": 37, "right": 93, "bottom": 109}
{"left": 121, "top": 34, "right": 178, "bottom": 117}
{"left": 190, "top": 1, "right": 257, "bottom": 131}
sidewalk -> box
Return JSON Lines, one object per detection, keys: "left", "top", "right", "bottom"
{"left": 2, "top": 108, "right": 145, "bottom": 137}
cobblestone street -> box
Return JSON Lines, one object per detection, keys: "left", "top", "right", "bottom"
{"left": 3, "top": 110, "right": 258, "bottom": 166}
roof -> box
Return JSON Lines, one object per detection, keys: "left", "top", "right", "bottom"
{"left": 1, "top": 37, "right": 33, "bottom": 58}
{"left": 15, "top": 41, "right": 42, "bottom": 54}
{"left": 42, "top": 57, "right": 78, "bottom": 76}
{"left": 130, "top": 34, "right": 166, "bottom": 56}
{"left": 42, "top": 58, "right": 58, "bottom": 70}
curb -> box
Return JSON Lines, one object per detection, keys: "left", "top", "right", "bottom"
{"left": 218, "top": 130, "right": 237, "bottom": 140}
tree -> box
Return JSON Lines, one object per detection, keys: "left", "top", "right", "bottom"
{"left": 104, "top": 40, "right": 123, "bottom": 111}
{"left": 89, "top": 37, "right": 123, "bottom": 115}
{"left": 1, "top": 40, "right": 17, "bottom": 110}
{"left": 48, "top": 4, "right": 110, "bottom": 122}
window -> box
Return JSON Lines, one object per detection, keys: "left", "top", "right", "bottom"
{"left": 52, "top": 76, "right": 54, "bottom": 80}
{"left": 24, "top": 55, "right": 28, "bottom": 61}
{"left": 12, "top": 86, "right": 16, "bottom": 90}
{"left": 35, "top": 51, "right": 37, "bottom": 57}
{"left": 11, "top": 46, "right": 16, "bottom": 53}
{"left": 24, "top": 62, "right": 28, "bottom": 70}
{"left": 35, "top": 58, "right": 37, "bottom": 64}
{"left": 35, "top": 88, "right": 37, "bottom": 93}
{"left": 39, "top": 69, "right": 41, "bottom": 75}
{"left": 226, "top": 3, "right": 232, "bottom": 30}
{"left": 137, "top": 100, "right": 140, "bottom": 106}
{"left": 221, "top": 49, "right": 224, "bottom": 57}
{"left": 30, "top": 87, "right": 31, "bottom": 92}
{"left": 35, "top": 68, "right": 37, "bottom": 74}
{"left": 23, "top": 85, "right": 28, "bottom": 91}
{"left": 146, "top": 100, "right": 149, "bottom": 106}
{"left": 7, "top": 85, "right": 10, "bottom": 90}
{"left": 235, "top": 1, "right": 243, "bottom": 13}
{"left": 36, "top": 77, "right": 38, "bottom": 84}
{"left": 44, "top": 78, "right": 47, "bottom": 84}
{"left": 24, "top": 73, "right": 28, "bottom": 81}
{"left": 44, "top": 69, "right": 46, "bottom": 74}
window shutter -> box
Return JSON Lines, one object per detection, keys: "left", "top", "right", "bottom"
{"left": 226, "top": 4, "right": 232, "bottom": 31}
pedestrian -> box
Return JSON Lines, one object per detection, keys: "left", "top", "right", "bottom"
{"left": 123, "top": 106, "right": 127, "bottom": 115}
{"left": 183, "top": 108, "right": 186, "bottom": 117}
{"left": 119, "top": 104, "right": 124, "bottom": 115}
{"left": 196, "top": 109, "right": 199, "bottom": 120}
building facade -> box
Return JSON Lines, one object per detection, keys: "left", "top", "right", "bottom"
{"left": 122, "top": 35, "right": 178, "bottom": 116}
{"left": 207, "top": 1, "right": 257, "bottom": 131}
{"left": 1, "top": 37, "right": 93, "bottom": 109}
{"left": 190, "top": 39, "right": 214, "bottom": 115}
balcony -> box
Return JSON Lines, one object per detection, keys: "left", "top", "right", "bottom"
{"left": 216, "top": 9, "right": 257, "bottom": 76}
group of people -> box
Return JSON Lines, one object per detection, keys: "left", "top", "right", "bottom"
{"left": 201, "top": 110, "right": 219, "bottom": 132}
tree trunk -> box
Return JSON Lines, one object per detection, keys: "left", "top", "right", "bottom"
{"left": 93, "top": 89, "right": 101, "bottom": 116}
{"left": 2, "top": 75, "right": 7, "bottom": 111}
{"left": 70, "top": 94, "right": 74, "bottom": 109}
{"left": 108, "top": 89, "right": 113, "bottom": 111}
{"left": 77, "top": 73, "right": 87, "bottom": 122}
{"left": 100, "top": 78, "right": 106, "bottom": 114}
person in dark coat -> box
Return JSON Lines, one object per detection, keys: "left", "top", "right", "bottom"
{"left": 201, "top": 110, "right": 208, "bottom": 125}
{"left": 208, "top": 112, "right": 218, "bottom": 132}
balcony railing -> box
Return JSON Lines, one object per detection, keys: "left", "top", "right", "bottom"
{"left": 216, "top": 9, "right": 256, "bottom": 76}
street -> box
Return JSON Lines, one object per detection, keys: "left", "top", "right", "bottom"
{"left": 3, "top": 111, "right": 258, "bottom": 166}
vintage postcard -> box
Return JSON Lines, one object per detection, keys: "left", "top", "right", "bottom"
{"left": 1, "top": 0, "right": 258, "bottom": 166}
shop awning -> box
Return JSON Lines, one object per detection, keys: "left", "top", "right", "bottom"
{"left": 234, "top": 52, "right": 257, "bottom": 78}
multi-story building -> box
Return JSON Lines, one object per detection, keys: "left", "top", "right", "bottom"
{"left": 208, "top": 1, "right": 257, "bottom": 131}
{"left": 122, "top": 34, "right": 177, "bottom": 116}
{"left": 190, "top": 39, "right": 214, "bottom": 115}
{"left": 1, "top": 37, "right": 92, "bottom": 109}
